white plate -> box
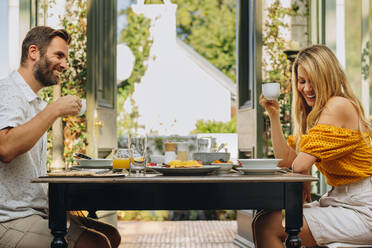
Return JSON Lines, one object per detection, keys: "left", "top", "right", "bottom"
{"left": 76, "top": 159, "right": 113, "bottom": 169}
{"left": 238, "top": 159, "right": 282, "bottom": 169}
{"left": 237, "top": 167, "right": 283, "bottom": 175}
{"left": 71, "top": 166, "right": 110, "bottom": 173}
{"left": 151, "top": 165, "right": 220, "bottom": 176}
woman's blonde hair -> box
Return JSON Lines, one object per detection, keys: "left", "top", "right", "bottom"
{"left": 291, "top": 45, "right": 372, "bottom": 146}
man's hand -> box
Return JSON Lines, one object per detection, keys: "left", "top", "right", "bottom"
{"left": 51, "top": 95, "right": 82, "bottom": 117}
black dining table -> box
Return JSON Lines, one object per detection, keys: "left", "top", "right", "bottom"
{"left": 32, "top": 171, "right": 318, "bottom": 248}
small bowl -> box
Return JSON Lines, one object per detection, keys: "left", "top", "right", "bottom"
{"left": 238, "top": 159, "right": 282, "bottom": 169}
{"left": 211, "top": 163, "right": 233, "bottom": 174}
{"left": 192, "top": 152, "right": 230, "bottom": 165}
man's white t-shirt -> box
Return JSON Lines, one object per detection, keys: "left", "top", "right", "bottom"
{"left": 0, "top": 71, "right": 48, "bottom": 222}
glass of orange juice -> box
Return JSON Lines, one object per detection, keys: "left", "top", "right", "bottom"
{"left": 113, "top": 149, "right": 130, "bottom": 171}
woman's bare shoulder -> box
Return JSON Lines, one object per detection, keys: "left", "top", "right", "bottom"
{"left": 318, "top": 96, "right": 359, "bottom": 128}
{"left": 325, "top": 96, "right": 355, "bottom": 111}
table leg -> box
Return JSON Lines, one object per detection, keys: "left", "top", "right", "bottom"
{"left": 49, "top": 184, "right": 68, "bottom": 248}
{"left": 284, "top": 182, "right": 303, "bottom": 248}
{"left": 50, "top": 230, "right": 67, "bottom": 248}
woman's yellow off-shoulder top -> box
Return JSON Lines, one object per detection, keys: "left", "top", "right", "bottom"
{"left": 288, "top": 124, "right": 372, "bottom": 186}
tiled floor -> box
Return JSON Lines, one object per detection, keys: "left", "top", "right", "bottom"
{"left": 118, "top": 220, "right": 238, "bottom": 248}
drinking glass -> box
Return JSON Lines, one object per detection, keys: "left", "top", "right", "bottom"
{"left": 112, "top": 148, "right": 131, "bottom": 172}
{"left": 128, "top": 133, "right": 148, "bottom": 176}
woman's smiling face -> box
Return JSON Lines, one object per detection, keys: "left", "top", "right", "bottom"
{"left": 297, "top": 65, "right": 316, "bottom": 107}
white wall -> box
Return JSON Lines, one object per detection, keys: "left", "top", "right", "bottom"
{"left": 124, "top": 1, "right": 231, "bottom": 135}
{"left": 130, "top": 46, "right": 231, "bottom": 135}
{"left": 8, "top": 0, "right": 19, "bottom": 73}
{"left": 0, "top": 0, "right": 8, "bottom": 79}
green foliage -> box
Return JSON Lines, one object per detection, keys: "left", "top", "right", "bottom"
{"left": 39, "top": 0, "right": 87, "bottom": 167}
{"left": 174, "top": 0, "right": 236, "bottom": 82}
{"left": 117, "top": 1, "right": 236, "bottom": 136}
{"left": 173, "top": 0, "right": 237, "bottom": 135}
{"left": 344, "top": 0, "right": 362, "bottom": 98}
{"left": 144, "top": 0, "right": 164, "bottom": 3}
{"left": 191, "top": 117, "right": 236, "bottom": 134}
{"left": 117, "top": 210, "right": 169, "bottom": 221}
{"left": 117, "top": 7, "right": 153, "bottom": 136}
{"left": 262, "top": 0, "right": 307, "bottom": 156}
{"left": 154, "top": 136, "right": 165, "bottom": 154}
{"left": 60, "top": 0, "right": 88, "bottom": 165}
{"left": 38, "top": 0, "right": 55, "bottom": 168}
{"left": 216, "top": 210, "right": 236, "bottom": 220}
{"left": 117, "top": 209, "right": 236, "bottom": 221}
{"left": 263, "top": 0, "right": 292, "bottom": 84}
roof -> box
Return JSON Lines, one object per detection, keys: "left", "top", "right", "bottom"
{"left": 176, "top": 38, "right": 237, "bottom": 98}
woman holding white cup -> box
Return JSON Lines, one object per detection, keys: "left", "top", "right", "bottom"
{"left": 256, "top": 45, "right": 372, "bottom": 247}
{"left": 260, "top": 82, "right": 281, "bottom": 119}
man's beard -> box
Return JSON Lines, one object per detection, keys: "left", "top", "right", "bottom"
{"left": 33, "top": 56, "right": 60, "bottom": 87}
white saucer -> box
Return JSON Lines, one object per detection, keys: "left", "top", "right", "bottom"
{"left": 238, "top": 159, "right": 282, "bottom": 169}
{"left": 237, "top": 167, "right": 282, "bottom": 175}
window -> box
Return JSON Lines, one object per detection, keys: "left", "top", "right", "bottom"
{"left": 237, "top": 0, "right": 257, "bottom": 108}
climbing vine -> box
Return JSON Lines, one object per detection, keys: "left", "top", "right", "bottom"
{"left": 117, "top": 5, "right": 153, "bottom": 136}
{"left": 262, "top": 0, "right": 308, "bottom": 157}
{"left": 60, "top": 0, "right": 87, "bottom": 164}
{"left": 40, "top": 0, "right": 88, "bottom": 166}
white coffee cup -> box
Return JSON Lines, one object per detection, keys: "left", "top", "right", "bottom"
{"left": 262, "top": 83, "right": 280, "bottom": 100}
{"left": 77, "top": 99, "right": 86, "bottom": 116}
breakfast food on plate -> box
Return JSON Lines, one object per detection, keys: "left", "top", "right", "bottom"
{"left": 146, "top": 160, "right": 203, "bottom": 168}
{"left": 212, "top": 159, "right": 233, "bottom": 164}
{"left": 47, "top": 171, "right": 96, "bottom": 177}
{"left": 168, "top": 160, "right": 202, "bottom": 168}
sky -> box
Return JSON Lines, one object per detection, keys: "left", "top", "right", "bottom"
{"left": 117, "top": 0, "right": 131, "bottom": 42}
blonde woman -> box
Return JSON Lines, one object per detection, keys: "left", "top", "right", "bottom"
{"left": 257, "top": 45, "right": 372, "bottom": 247}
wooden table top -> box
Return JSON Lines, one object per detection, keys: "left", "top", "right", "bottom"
{"left": 31, "top": 172, "right": 318, "bottom": 184}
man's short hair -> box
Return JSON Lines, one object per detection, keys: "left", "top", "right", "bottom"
{"left": 20, "top": 26, "right": 71, "bottom": 66}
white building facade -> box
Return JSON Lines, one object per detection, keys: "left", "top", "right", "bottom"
{"left": 120, "top": 0, "right": 236, "bottom": 136}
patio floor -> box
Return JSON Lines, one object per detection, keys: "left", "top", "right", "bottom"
{"left": 118, "top": 220, "right": 238, "bottom": 248}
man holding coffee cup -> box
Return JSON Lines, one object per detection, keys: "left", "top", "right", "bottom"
{"left": 0, "top": 26, "right": 120, "bottom": 248}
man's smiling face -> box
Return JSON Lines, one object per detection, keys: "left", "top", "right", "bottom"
{"left": 33, "top": 36, "right": 69, "bottom": 86}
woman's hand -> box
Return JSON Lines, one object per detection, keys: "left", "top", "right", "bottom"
{"left": 259, "top": 94, "right": 280, "bottom": 118}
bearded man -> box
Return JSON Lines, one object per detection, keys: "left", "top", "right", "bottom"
{"left": 0, "top": 26, "right": 120, "bottom": 248}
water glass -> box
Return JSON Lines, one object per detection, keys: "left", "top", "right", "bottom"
{"left": 128, "top": 133, "right": 147, "bottom": 176}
